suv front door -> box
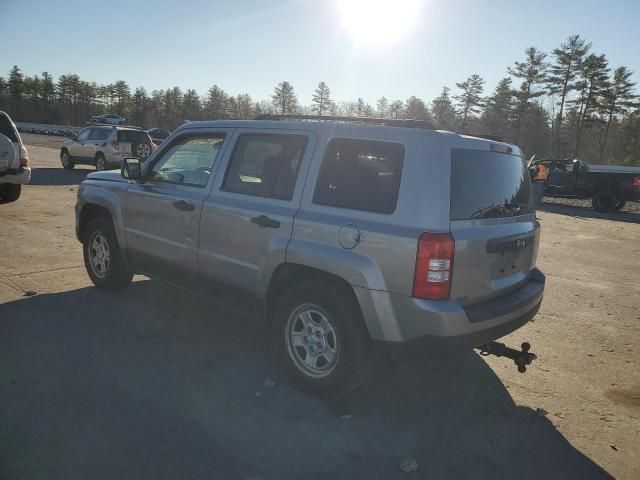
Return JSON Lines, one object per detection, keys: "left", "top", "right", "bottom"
{"left": 71, "top": 128, "right": 93, "bottom": 160}
{"left": 124, "top": 129, "right": 231, "bottom": 282}
{"left": 199, "top": 129, "right": 315, "bottom": 295}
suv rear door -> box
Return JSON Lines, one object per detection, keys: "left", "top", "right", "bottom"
{"left": 448, "top": 147, "right": 539, "bottom": 306}
{"left": 124, "top": 129, "right": 232, "bottom": 281}
{"left": 199, "top": 129, "right": 316, "bottom": 293}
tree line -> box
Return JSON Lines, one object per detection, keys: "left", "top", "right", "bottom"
{"left": 1, "top": 34, "right": 638, "bottom": 165}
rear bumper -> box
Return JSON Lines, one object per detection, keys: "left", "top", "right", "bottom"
{"left": 356, "top": 269, "right": 545, "bottom": 356}
{"left": 0, "top": 167, "right": 31, "bottom": 185}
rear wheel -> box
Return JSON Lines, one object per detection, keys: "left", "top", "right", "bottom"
{"left": 0, "top": 184, "right": 21, "bottom": 203}
{"left": 615, "top": 198, "right": 626, "bottom": 211}
{"left": 83, "top": 217, "right": 132, "bottom": 290}
{"left": 95, "top": 153, "right": 107, "bottom": 172}
{"left": 274, "top": 280, "right": 371, "bottom": 397}
{"left": 60, "top": 149, "right": 75, "bottom": 169}
{"left": 592, "top": 191, "right": 617, "bottom": 212}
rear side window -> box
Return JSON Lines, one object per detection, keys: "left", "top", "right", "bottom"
{"left": 0, "top": 114, "right": 18, "bottom": 142}
{"left": 118, "top": 130, "right": 149, "bottom": 143}
{"left": 313, "top": 138, "right": 404, "bottom": 214}
{"left": 223, "top": 134, "right": 307, "bottom": 200}
{"left": 450, "top": 149, "right": 533, "bottom": 220}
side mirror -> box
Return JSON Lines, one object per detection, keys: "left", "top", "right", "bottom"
{"left": 121, "top": 157, "right": 142, "bottom": 180}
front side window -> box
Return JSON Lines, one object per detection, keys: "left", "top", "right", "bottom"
{"left": 222, "top": 134, "right": 307, "bottom": 200}
{"left": 77, "top": 129, "right": 91, "bottom": 141}
{"left": 89, "top": 128, "right": 110, "bottom": 140}
{"left": 149, "top": 135, "right": 226, "bottom": 187}
{"left": 313, "top": 138, "right": 405, "bottom": 214}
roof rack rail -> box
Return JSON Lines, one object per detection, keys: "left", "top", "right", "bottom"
{"left": 468, "top": 133, "right": 504, "bottom": 142}
{"left": 255, "top": 114, "right": 435, "bottom": 130}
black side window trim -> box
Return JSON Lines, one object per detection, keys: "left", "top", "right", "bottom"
{"left": 220, "top": 132, "right": 309, "bottom": 201}
{"left": 312, "top": 137, "right": 406, "bottom": 214}
{"left": 143, "top": 132, "right": 227, "bottom": 189}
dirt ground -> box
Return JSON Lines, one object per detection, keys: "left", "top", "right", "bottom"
{"left": 1, "top": 138, "right": 639, "bottom": 479}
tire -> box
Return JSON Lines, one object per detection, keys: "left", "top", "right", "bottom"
{"left": 615, "top": 198, "right": 626, "bottom": 211}
{"left": 95, "top": 153, "right": 107, "bottom": 171}
{"left": 60, "top": 149, "right": 75, "bottom": 169}
{"left": 83, "top": 217, "right": 132, "bottom": 290}
{"left": 0, "top": 184, "right": 21, "bottom": 203}
{"left": 273, "top": 279, "right": 371, "bottom": 397}
{"left": 131, "top": 142, "right": 151, "bottom": 160}
{"left": 592, "top": 191, "right": 617, "bottom": 213}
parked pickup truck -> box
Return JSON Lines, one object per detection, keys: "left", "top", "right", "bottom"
{"left": 532, "top": 159, "right": 640, "bottom": 212}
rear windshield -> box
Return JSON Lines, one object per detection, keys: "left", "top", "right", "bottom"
{"left": 118, "top": 130, "right": 148, "bottom": 143}
{"left": 0, "top": 114, "right": 19, "bottom": 142}
{"left": 450, "top": 149, "right": 533, "bottom": 220}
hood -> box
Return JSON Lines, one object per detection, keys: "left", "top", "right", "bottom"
{"left": 86, "top": 170, "right": 128, "bottom": 183}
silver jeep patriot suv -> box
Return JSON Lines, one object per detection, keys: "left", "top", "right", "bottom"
{"left": 75, "top": 116, "right": 544, "bottom": 395}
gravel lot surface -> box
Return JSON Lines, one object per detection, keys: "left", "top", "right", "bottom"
{"left": 1, "top": 140, "right": 638, "bottom": 479}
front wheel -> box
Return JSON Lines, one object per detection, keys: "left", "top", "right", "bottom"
{"left": 83, "top": 217, "right": 132, "bottom": 290}
{"left": 95, "top": 153, "right": 107, "bottom": 172}
{"left": 274, "top": 280, "right": 371, "bottom": 397}
{"left": 60, "top": 150, "right": 75, "bottom": 169}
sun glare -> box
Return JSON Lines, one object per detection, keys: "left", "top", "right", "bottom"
{"left": 337, "top": 0, "right": 423, "bottom": 46}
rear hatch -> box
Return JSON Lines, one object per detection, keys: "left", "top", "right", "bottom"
{"left": 0, "top": 114, "right": 19, "bottom": 172}
{"left": 117, "top": 129, "right": 150, "bottom": 156}
{"left": 448, "top": 146, "right": 539, "bottom": 306}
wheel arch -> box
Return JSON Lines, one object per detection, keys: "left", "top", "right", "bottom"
{"left": 264, "top": 263, "right": 383, "bottom": 339}
{"left": 77, "top": 193, "right": 127, "bottom": 249}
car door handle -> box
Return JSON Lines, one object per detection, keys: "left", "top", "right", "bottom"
{"left": 251, "top": 215, "right": 280, "bottom": 229}
{"left": 172, "top": 200, "right": 195, "bottom": 212}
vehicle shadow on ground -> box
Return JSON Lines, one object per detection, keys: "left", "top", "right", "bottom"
{"left": 29, "top": 167, "right": 92, "bottom": 186}
{"left": 540, "top": 200, "right": 640, "bottom": 224}
{"left": 0, "top": 281, "right": 611, "bottom": 480}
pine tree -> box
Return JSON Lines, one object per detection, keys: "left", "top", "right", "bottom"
{"left": 572, "top": 53, "right": 609, "bottom": 156}
{"left": 405, "top": 96, "right": 429, "bottom": 120}
{"left": 376, "top": 96, "right": 389, "bottom": 118}
{"left": 547, "top": 35, "right": 591, "bottom": 124}
{"left": 355, "top": 97, "right": 366, "bottom": 116}
{"left": 388, "top": 100, "right": 404, "bottom": 119}
{"left": 311, "top": 82, "right": 332, "bottom": 116}
{"left": 113, "top": 80, "right": 131, "bottom": 116}
{"left": 454, "top": 74, "right": 485, "bottom": 132}
{"left": 481, "top": 78, "right": 514, "bottom": 139}
{"left": 508, "top": 47, "right": 548, "bottom": 144}
{"left": 8, "top": 65, "right": 24, "bottom": 116}
{"left": 272, "top": 81, "right": 298, "bottom": 115}
{"left": 598, "top": 66, "right": 636, "bottom": 160}
{"left": 431, "top": 87, "right": 458, "bottom": 130}
{"left": 205, "top": 85, "right": 227, "bottom": 119}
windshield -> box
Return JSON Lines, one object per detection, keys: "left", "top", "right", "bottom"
{"left": 450, "top": 148, "right": 534, "bottom": 220}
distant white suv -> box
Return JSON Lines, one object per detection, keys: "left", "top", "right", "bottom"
{"left": 0, "top": 111, "right": 30, "bottom": 203}
{"left": 60, "top": 125, "right": 156, "bottom": 171}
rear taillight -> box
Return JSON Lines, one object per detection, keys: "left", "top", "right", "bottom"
{"left": 19, "top": 145, "right": 29, "bottom": 166}
{"left": 111, "top": 139, "right": 119, "bottom": 150}
{"left": 412, "top": 233, "right": 454, "bottom": 300}
{"left": 633, "top": 176, "right": 640, "bottom": 190}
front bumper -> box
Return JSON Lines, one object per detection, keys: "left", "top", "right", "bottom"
{"left": 0, "top": 167, "right": 31, "bottom": 185}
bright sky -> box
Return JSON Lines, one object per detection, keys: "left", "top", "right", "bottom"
{"left": 2, "top": 0, "right": 639, "bottom": 104}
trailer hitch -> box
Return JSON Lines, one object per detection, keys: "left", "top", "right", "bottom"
{"left": 477, "top": 341, "right": 537, "bottom": 373}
